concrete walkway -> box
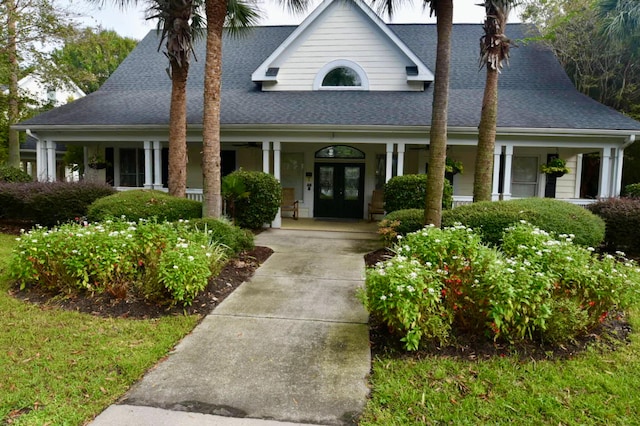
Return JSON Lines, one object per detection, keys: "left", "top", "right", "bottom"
{"left": 91, "top": 228, "right": 380, "bottom": 426}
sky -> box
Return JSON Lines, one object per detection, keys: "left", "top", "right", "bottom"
{"left": 74, "top": 0, "right": 522, "bottom": 40}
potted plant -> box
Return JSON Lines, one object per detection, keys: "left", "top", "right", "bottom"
{"left": 445, "top": 158, "right": 464, "bottom": 175}
{"left": 88, "top": 154, "right": 109, "bottom": 170}
{"left": 540, "top": 157, "right": 570, "bottom": 178}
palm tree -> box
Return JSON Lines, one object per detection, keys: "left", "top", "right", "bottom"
{"left": 372, "top": 0, "right": 454, "bottom": 227}
{"left": 201, "top": 0, "right": 260, "bottom": 218}
{"left": 100, "top": 0, "right": 204, "bottom": 197}
{"left": 473, "top": 0, "right": 513, "bottom": 202}
{"left": 598, "top": 0, "right": 640, "bottom": 40}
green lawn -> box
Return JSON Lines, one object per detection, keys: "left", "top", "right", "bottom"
{"left": 0, "top": 234, "right": 200, "bottom": 425}
{"left": 360, "top": 309, "right": 640, "bottom": 425}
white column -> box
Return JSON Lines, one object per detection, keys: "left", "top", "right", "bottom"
{"left": 598, "top": 147, "right": 612, "bottom": 198}
{"left": 491, "top": 144, "right": 502, "bottom": 200}
{"left": 396, "top": 142, "right": 405, "bottom": 177}
{"left": 502, "top": 145, "right": 513, "bottom": 200}
{"left": 46, "top": 140, "right": 57, "bottom": 182}
{"left": 272, "top": 141, "right": 282, "bottom": 229}
{"left": 262, "top": 141, "right": 270, "bottom": 173}
{"left": 385, "top": 142, "right": 394, "bottom": 182}
{"left": 36, "top": 139, "right": 46, "bottom": 182}
{"left": 144, "top": 141, "right": 153, "bottom": 188}
{"left": 613, "top": 148, "right": 624, "bottom": 197}
{"left": 153, "top": 141, "right": 162, "bottom": 189}
{"left": 574, "top": 153, "right": 584, "bottom": 198}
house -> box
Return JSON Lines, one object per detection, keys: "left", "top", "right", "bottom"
{"left": 14, "top": 0, "right": 640, "bottom": 227}
{"left": 3, "top": 73, "right": 85, "bottom": 180}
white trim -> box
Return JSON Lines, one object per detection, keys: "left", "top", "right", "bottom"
{"left": 574, "top": 153, "right": 583, "bottom": 198}
{"left": 312, "top": 60, "right": 370, "bottom": 91}
{"left": 250, "top": 0, "right": 433, "bottom": 83}
{"left": 396, "top": 142, "right": 405, "bottom": 176}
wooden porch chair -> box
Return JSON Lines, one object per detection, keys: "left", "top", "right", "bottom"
{"left": 281, "top": 187, "right": 299, "bottom": 220}
{"left": 368, "top": 189, "right": 385, "bottom": 221}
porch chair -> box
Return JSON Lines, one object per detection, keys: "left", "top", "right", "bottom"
{"left": 281, "top": 187, "right": 299, "bottom": 220}
{"left": 368, "top": 189, "right": 385, "bottom": 221}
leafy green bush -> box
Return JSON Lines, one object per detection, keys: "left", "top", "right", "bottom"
{"left": 227, "top": 170, "right": 281, "bottom": 229}
{"left": 184, "top": 218, "right": 254, "bottom": 255}
{"left": 623, "top": 183, "right": 640, "bottom": 198}
{"left": 0, "top": 181, "right": 115, "bottom": 226}
{"left": 383, "top": 174, "right": 453, "bottom": 214}
{"left": 9, "top": 220, "right": 228, "bottom": 306}
{"left": 588, "top": 197, "right": 640, "bottom": 254}
{"left": 377, "top": 209, "right": 424, "bottom": 245}
{"left": 87, "top": 190, "right": 202, "bottom": 222}
{"left": 362, "top": 223, "right": 640, "bottom": 350}
{"left": 0, "top": 166, "right": 32, "bottom": 183}
{"left": 442, "top": 198, "right": 605, "bottom": 247}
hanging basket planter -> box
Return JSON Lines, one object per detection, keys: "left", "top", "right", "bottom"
{"left": 540, "top": 158, "right": 570, "bottom": 177}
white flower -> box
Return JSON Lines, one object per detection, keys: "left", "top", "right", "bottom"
{"left": 407, "top": 285, "right": 415, "bottom": 293}
{"left": 378, "top": 270, "right": 386, "bottom": 276}
{"left": 380, "top": 295, "right": 387, "bottom": 301}
{"left": 397, "top": 235, "right": 403, "bottom": 240}
{"left": 435, "top": 239, "right": 441, "bottom": 243}
{"left": 425, "top": 262, "right": 432, "bottom": 268}
{"left": 173, "top": 265, "right": 179, "bottom": 270}
{"left": 587, "top": 247, "right": 595, "bottom": 252}
{"left": 409, "top": 272, "right": 418, "bottom": 279}
{"left": 506, "top": 268, "right": 515, "bottom": 274}
{"left": 566, "top": 257, "right": 573, "bottom": 261}
{"left": 187, "top": 255, "right": 195, "bottom": 261}
{"left": 205, "top": 252, "right": 212, "bottom": 257}
{"left": 428, "top": 287, "right": 435, "bottom": 294}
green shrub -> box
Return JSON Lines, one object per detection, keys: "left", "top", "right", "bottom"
{"left": 383, "top": 174, "right": 453, "bottom": 214}
{"left": 0, "top": 181, "right": 115, "bottom": 226}
{"left": 442, "top": 198, "right": 605, "bottom": 248}
{"left": 9, "top": 220, "right": 228, "bottom": 306}
{"left": 363, "top": 223, "right": 640, "bottom": 351}
{"left": 184, "top": 218, "right": 254, "bottom": 255}
{"left": 378, "top": 209, "right": 424, "bottom": 245}
{"left": 588, "top": 197, "right": 640, "bottom": 254}
{"left": 0, "top": 166, "right": 32, "bottom": 183}
{"left": 623, "top": 183, "right": 640, "bottom": 198}
{"left": 227, "top": 170, "right": 281, "bottom": 229}
{"left": 87, "top": 190, "right": 202, "bottom": 222}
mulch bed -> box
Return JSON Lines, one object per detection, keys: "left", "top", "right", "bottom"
{"left": 363, "top": 247, "right": 633, "bottom": 361}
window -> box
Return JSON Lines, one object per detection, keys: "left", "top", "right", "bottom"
{"left": 313, "top": 60, "right": 369, "bottom": 90}
{"left": 315, "top": 145, "right": 365, "bottom": 159}
{"left": 119, "top": 148, "right": 145, "bottom": 187}
{"left": 322, "top": 67, "right": 362, "bottom": 87}
{"left": 281, "top": 153, "right": 305, "bottom": 200}
{"left": 511, "top": 156, "right": 539, "bottom": 197}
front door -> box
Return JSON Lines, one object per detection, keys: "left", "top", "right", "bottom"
{"left": 314, "top": 163, "right": 364, "bottom": 218}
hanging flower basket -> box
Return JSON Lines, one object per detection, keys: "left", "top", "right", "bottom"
{"left": 88, "top": 155, "right": 109, "bottom": 170}
{"left": 445, "top": 158, "right": 464, "bottom": 175}
{"left": 540, "top": 158, "right": 570, "bottom": 178}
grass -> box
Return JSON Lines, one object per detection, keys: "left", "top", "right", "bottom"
{"left": 360, "top": 309, "right": 640, "bottom": 425}
{"left": 0, "top": 233, "right": 200, "bottom": 425}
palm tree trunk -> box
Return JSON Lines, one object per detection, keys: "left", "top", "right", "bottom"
{"left": 7, "top": 0, "right": 20, "bottom": 168}
{"left": 202, "top": 0, "right": 227, "bottom": 218}
{"left": 424, "top": 0, "right": 453, "bottom": 227}
{"left": 473, "top": 67, "right": 499, "bottom": 202}
{"left": 168, "top": 61, "right": 189, "bottom": 197}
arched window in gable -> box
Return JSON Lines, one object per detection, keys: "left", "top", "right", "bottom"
{"left": 313, "top": 60, "right": 369, "bottom": 90}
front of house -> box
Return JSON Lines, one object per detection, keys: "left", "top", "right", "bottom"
{"left": 15, "top": 0, "right": 640, "bottom": 227}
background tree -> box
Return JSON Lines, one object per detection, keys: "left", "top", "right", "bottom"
{"left": 201, "top": 0, "right": 259, "bottom": 218}
{"left": 0, "top": 0, "right": 76, "bottom": 167}
{"left": 473, "top": 0, "right": 514, "bottom": 202}
{"left": 51, "top": 28, "right": 137, "bottom": 94}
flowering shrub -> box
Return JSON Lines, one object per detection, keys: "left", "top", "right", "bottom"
{"left": 9, "top": 219, "right": 228, "bottom": 306}
{"left": 363, "top": 223, "right": 640, "bottom": 350}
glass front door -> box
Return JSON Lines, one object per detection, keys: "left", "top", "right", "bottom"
{"left": 314, "top": 163, "right": 364, "bottom": 218}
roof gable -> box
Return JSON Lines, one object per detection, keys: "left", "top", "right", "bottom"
{"left": 251, "top": 0, "right": 433, "bottom": 90}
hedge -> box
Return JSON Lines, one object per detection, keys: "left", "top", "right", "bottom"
{"left": 384, "top": 174, "right": 453, "bottom": 213}
{"left": 87, "top": 190, "right": 202, "bottom": 222}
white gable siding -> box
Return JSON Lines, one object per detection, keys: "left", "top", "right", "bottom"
{"left": 263, "top": 2, "right": 421, "bottom": 92}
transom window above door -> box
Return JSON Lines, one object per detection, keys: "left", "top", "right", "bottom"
{"left": 313, "top": 60, "right": 369, "bottom": 90}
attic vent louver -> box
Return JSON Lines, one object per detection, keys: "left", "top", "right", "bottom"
{"left": 266, "top": 67, "right": 279, "bottom": 77}
{"left": 406, "top": 66, "right": 419, "bottom": 76}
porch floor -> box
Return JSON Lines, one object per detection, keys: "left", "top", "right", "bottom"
{"left": 280, "top": 217, "right": 379, "bottom": 233}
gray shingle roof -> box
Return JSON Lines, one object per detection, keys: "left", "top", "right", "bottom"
{"left": 19, "top": 23, "right": 640, "bottom": 131}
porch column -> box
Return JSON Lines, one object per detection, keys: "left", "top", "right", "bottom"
{"left": 502, "top": 145, "right": 513, "bottom": 200}
{"left": 272, "top": 141, "right": 282, "bottom": 229}
{"left": 262, "top": 141, "right": 270, "bottom": 173}
{"left": 83, "top": 147, "right": 89, "bottom": 179}
{"left": 491, "top": 144, "right": 502, "bottom": 200}
{"left": 385, "top": 142, "right": 394, "bottom": 182}
{"left": 153, "top": 141, "right": 162, "bottom": 189}
{"left": 396, "top": 142, "right": 405, "bottom": 177}
{"left": 612, "top": 148, "right": 624, "bottom": 197}
{"left": 144, "top": 141, "right": 153, "bottom": 189}
{"left": 46, "top": 140, "right": 57, "bottom": 182}
{"left": 598, "top": 147, "right": 612, "bottom": 198}
{"left": 574, "top": 153, "right": 583, "bottom": 198}
{"left": 36, "top": 139, "right": 47, "bottom": 181}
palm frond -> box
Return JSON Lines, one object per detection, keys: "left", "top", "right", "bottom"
{"left": 225, "top": 0, "right": 261, "bottom": 37}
